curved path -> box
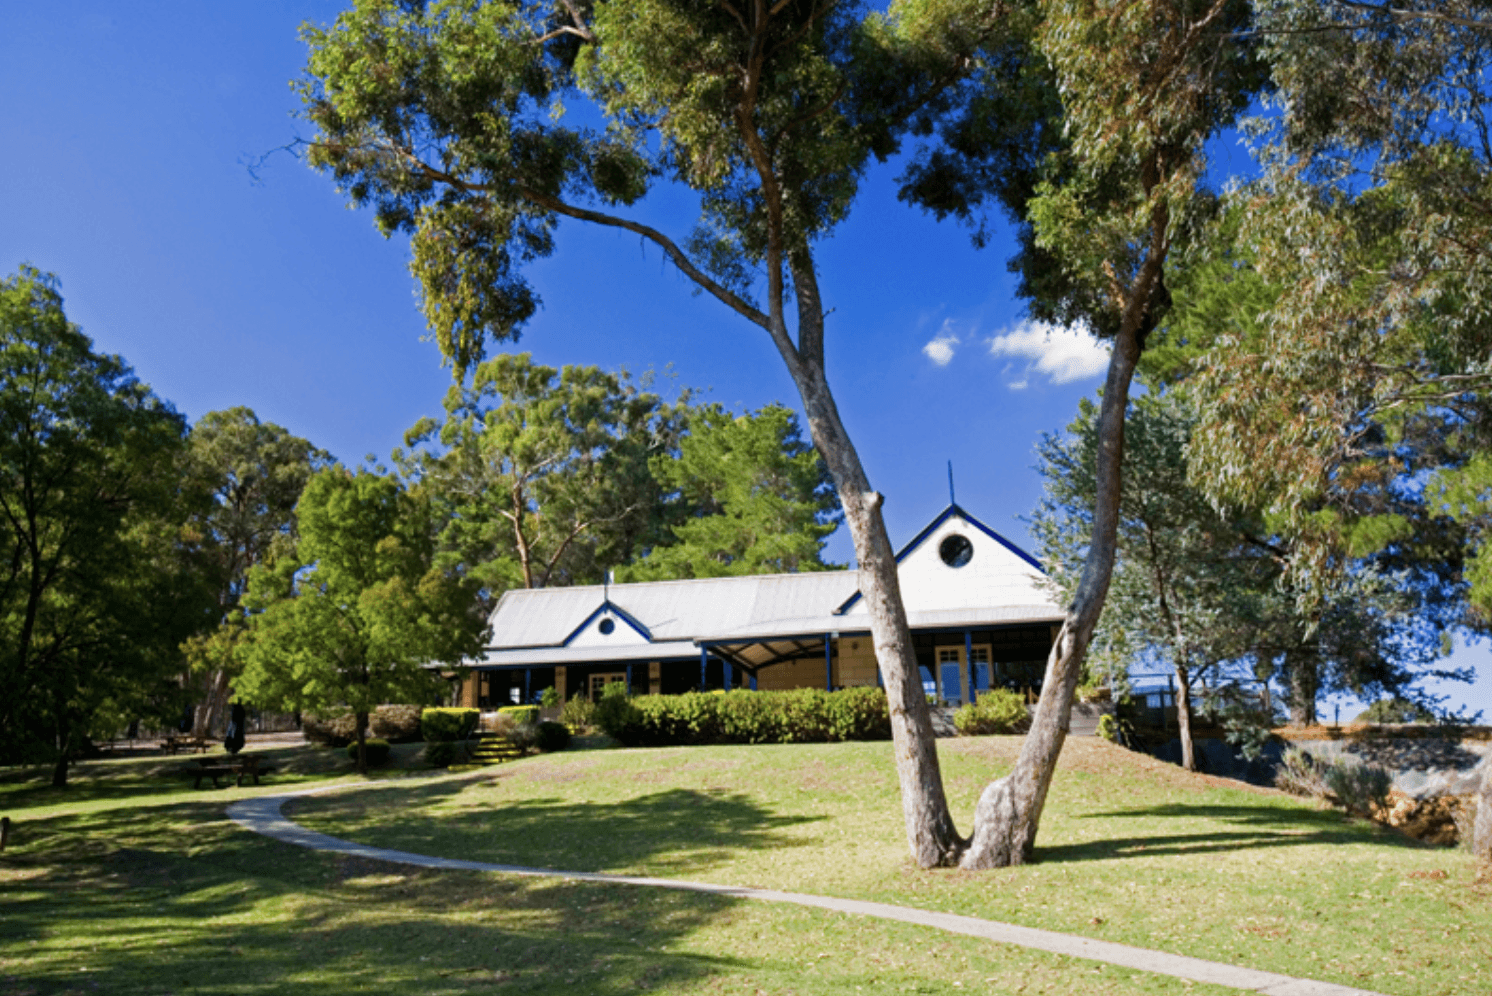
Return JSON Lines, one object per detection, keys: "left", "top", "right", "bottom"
{"left": 229, "top": 784, "right": 1383, "bottom": 996}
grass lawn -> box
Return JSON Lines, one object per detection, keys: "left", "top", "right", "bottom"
{"left": 0, "top": 737, "right": 1485, "bottom": 995}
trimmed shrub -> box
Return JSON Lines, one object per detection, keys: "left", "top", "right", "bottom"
{"left": 302, "top": 708, "right": 358, "bottom": 747}
{"left": 423, "top": 739, "right": 473, "bottom": 768}
{"left": 496, "top": 705, "right": 540, "bottom": 726}
{"left": 536, "top": 720, "right": 571, "bottom": 752}
{"left": 595, "top": 687, "right": 891, "bottom": 747}
{"left": 370, "top": 704, "right": 424, "bottom": 743}
{"left": 953, "top": 689, "right": 1031, "bottom": 736}
{"left": 421, "top": 708, "right": 480, "bottom": 743}
{"left": 346, "top": 738, "right": 392, "bottom": 766}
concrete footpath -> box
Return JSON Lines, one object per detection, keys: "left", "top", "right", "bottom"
{"left": 228, "top": 785, "right": 1386, "bottom": 996}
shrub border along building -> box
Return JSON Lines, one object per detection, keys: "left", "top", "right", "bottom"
{"left": 594, "top": 686, "right": 891, "bottom": 746}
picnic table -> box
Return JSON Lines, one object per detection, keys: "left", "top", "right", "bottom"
{"left": 160, "top": 734, "right": 211, "bottom": 755}
{"left": 188, "top": 754, "right": 275, "bottom": 789}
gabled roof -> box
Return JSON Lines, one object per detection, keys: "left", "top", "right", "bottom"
{"left": 835, "top": 503, "right": 1043, "bottom": 614}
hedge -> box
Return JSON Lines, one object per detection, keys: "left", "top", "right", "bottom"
{"left": 595, "top": 687, "right": 891, "bottom": 746}
{"left": 496, "top": 705, "right": 539, "bottom": 726}
{"left": 952, "top": 689, "right": 1030, "bottom": 736}
{"left": 421, "top": 708, "right": 480, "bottom": 743}
{"left": 345, "top": 738, "right": 392, "bottom": 766}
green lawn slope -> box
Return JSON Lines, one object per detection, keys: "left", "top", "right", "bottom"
{"left": 2, "top": 737, "right": 1487, "bottom": 995}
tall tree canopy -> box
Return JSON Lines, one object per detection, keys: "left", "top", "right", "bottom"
{"left": 0, "top": 267, "right": 215, "bottom": 784}
{"left": 1035, "top": 389, "right": 1462, "bottom": 769}
{"left": 399, "top": 352, "right": 688, "bottom": 608}
{"left": 181, "top": 407, "right": 333, "bottom": 736}
{"left": 296, "top": 0, "right": 1260, "bottom": 866}
{"left": 238, "top": 467, "right": 486, "bottom": 772}
{"left": 625, "top": 403, "right": 841, "bottom": 580}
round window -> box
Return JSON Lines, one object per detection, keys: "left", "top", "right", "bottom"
{"left": 598, "top": 618, "right": 616, "bottom": 635}
{"left": 939, "top": 534, "right": 973, "bottom": 568}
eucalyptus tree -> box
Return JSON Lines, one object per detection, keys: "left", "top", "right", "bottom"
{"left": 181, "top": 408, "right": 332, "bottom": 736}
{"left": 907, "top": 0, "right": 1266, "bottom": 866}
{"left": 1034, "top": 391, "right": 1263, "bottom": 770}
{"left": 294, "top": 0, "right": 1259, "bottom": 866}
{"left": 1182, "top": 2, "right": 1492, "bottom": 601}
{"left": 237, "top": 467, "right": 485, "bottom": 773}
{"left": 624, "top": 403, "right": 842, "bottom": 580}
{"left": 399, "top": 352, "right": 688, "bottom": 609}
{"left": 0, "top": 267, "right": 215, "bottom": 784}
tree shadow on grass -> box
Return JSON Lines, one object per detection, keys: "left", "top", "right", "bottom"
{"left": 1036, "top": 801, "right": 1422, "bottom": 864}
{"left": 1, "top": 802, "right": 751, "bottom": 995}
{"left": 289, "top": 781, "right": 826, "bottom": 877}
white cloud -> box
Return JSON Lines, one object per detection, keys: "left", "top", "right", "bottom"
{"left": 986, "top": 320, "right": 1109, "bottom": 385}
{"left": 921, "top": 321, "right": 960, "bottom": 366}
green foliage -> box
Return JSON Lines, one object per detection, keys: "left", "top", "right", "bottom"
{"left": 1323, "top": 759, "right": 1394, "bottom": 817}
{"left": 179, "top": 408, "right": 331, "bottom": 727}
{"left": 421, "top": 739, "right": 471, "bottom": 768}
{"left": 496, "top": 705, "right": 539, "bottom": 726}
{"left": 237, "top": 467, "right": 486, "bottom": 771}
{"left": 398, "top": 353, "right": 690, "bottom": 608}
{"left": 535, "top": 720, "right": 571, "bottom": 752}
{"left": 420, "top": 708, "right": 480, "bottom": 743}
{"left": 1275, "top": 747, "right": 1393, "bottom": 817}
{"left": 952, "top": 690, "right": 1031, "bottom": 736}
{"left": 346, "top": 738, "right": 392, "bottom": 766}
{"left": 1355, "top": 698, "right": 1436, "bottom": 725}
{"left": 538, "top": 686, "right": 559, "bottom": 709}
{"left": 559, "top": 695, "right": 596, "bottom": 730}
{"left": 623, "top": 404, "right": 841, "bottom": 580}
{"left": 0, "top": 266, "right": 213, "bottom": 778}
{"left": 594, "top": 687, "right": 892, "bottom": 747}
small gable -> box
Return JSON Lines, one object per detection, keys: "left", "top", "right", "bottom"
{"left": 563, "top": 601, "right": 653, "bottom": 649}
{"left": 842, "top": 505, "right": 1051, "bottom": 616}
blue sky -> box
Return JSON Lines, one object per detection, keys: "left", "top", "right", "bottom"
{"left": 3, "top": 2, "right": 1487, "bottom": 718}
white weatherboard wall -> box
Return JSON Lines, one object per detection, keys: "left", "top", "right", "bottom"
{"left": 846, "top": 511, "right": 1051, "bottom": 616}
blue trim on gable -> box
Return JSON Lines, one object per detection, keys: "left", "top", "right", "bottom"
{"left": 560, "top": 600, "right": 653, "bottom": 646}
{"left": 834, "top": 503, "right": 1046, "bottom": 614}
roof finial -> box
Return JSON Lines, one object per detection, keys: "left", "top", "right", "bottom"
{"left": 604, "top": 569, "right": 613, "bottom": 601}
{"left": 947, "top": 460, "right": 956, "bottom": 506}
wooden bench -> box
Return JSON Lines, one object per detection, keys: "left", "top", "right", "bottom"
{"left": 188, "top": 754, "right": 275, "bottom": 789}
{"left": 160, "top": 735, "right": 211, "bottom": 755}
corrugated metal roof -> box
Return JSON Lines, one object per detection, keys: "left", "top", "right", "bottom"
{"left": 697, "top": 605, "right": 1065, "bottom": 643}
{"left": 486, "top": 570, "right": 860, "bottom": 649}
{"left": 480, "top": 507, "right": 1062, "bottom": 661}
{"left": 475, "top": 640, "right": 702, "bottom": 667}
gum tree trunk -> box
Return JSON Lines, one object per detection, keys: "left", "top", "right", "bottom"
{"left": 781, "top": 266, "right": 963, "bottom": 867}
{"left": 1474, "top": 763, "right": 1491, "bottom": 878}
{"left": 958, "top": 216, "right": 1155, "bottom": 869}
{"left": 1175, "top": 664, "right": 1196, "bottom": 772}
{"left": 1287, "top": 654, "right": 1318, "bottom": 726}
{"left": 354, "top": 710, "right": 369, "bottom": 776}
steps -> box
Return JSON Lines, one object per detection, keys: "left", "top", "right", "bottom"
{"left": 469, "top": 732, "right": 524, "bottom": 766}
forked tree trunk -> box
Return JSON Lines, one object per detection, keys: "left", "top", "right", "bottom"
{"left": 959, "top": 293, "right": 1147, "bottom": 870}
{"left": 1175, "top": 664, "right": 1196, "bottom": 772}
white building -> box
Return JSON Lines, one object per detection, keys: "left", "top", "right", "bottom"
{"left": 459, "top": 504, "right": 1063, "bottom": 707}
